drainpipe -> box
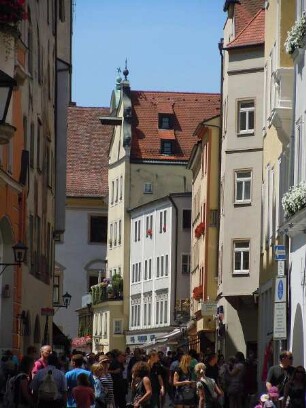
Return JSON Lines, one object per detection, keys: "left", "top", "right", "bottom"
{"left": 168, "top": 195, "right": 179, "bottom": 325}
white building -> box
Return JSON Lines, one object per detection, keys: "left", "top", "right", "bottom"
{"left": 126, "top": 193, "right": 192, "bottom": 350}
{"left": 54, "top": 106, "right": 111, "bottom": 342}
{"left": 281, "top": 0, "right": 306, "bottom": 367}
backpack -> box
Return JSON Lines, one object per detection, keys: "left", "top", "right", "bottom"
{"left": 38, "top": 370, "right": 58, "bottom": 401}
{"left": 3, "top": 373, "right": 26, "bottom": 408}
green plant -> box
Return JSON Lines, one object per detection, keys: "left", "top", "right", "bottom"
{"left": 111, "top": 274, "right": 123, "bottom": 292}
{"left": 285, "top": 13, "right": 306, "bottom": 54}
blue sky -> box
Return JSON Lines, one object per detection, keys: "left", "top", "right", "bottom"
{"left": 72, "top": 1, "right": 225, "bottom": 107}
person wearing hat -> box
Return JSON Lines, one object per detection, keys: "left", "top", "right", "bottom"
{"left": 99, "top": 354, "right": 115, "bottom": 407}
{"left": 65, "top": 354, "right": 94, "bottom": 408}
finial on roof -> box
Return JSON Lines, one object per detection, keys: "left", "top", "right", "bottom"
{"left": 123, "top": 58, "right": 129, "bottom": 81}
{"left": 116, "top": 67, "right": 122, "bottom": 90}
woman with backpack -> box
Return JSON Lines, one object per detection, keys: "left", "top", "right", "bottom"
{"left": 130, "top": 361, "right": 152, "bottom": 408}
{"left": 3, "top": 356, "right": 34, "bottom": 408}
{"left": 173, "top": 354, "right": 197, "bottom": 407}
{"left": 194, "top": 362, "right": 223, "bottom": 408}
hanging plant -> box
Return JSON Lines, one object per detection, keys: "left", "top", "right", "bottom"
{"left": 282, "top": 182, "right": 306, "bottom": 218}
{"left": 284, "top": 13, "right": 306, "bottom": 55}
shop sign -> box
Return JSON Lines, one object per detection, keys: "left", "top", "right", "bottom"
{"left": 201, "top": 301, "right": 217, "bottom": 316}
{"left": 273, "top": 302, "right": 287, "bottom": 340}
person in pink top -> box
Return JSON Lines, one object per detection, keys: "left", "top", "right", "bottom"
{"left": 32, "top": 345, "right": 52, "bottom": 377}
{"left": 72, "top": 373, "right": 95, "bottom": 408}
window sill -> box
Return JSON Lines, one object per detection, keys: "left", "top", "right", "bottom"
{"left": 232, "top": 272, "right": 250, "bottom": 276}
{"left": 234, "top": 202, "right": 252, "bottom": 207}
{"left": 237, "top": 132, "right": 254, "bottom": 137}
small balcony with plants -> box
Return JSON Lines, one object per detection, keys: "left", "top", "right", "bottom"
{"left": 281, "top": 182, "right": 306, "bottom": 237}
{"left": 0, "top": 0, "right": 27, "bottom": 36}
{"left": 91, "top": 274, "right": 123, "bottom": 305}
{"left": 284, "top": 13, "right": 306, "bottom": 58}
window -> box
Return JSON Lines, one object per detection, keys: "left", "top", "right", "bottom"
{"left": 209, "top": 210, "right": 219, "bottom": 227}
{"left": 165, "top": 255, "right": 168, "bottom": 276}
{"left": 163, "top": 210, "right": 167, "bottom": 232}
{"left": 53, "top": 275, "right": 60, "bottom": 304}
{"left": 89, "top": 216, "right": 107, "bottom": 243}
{"left": 111, "top": 181, "right": 114, "bottom": 205}
{"left": 88, "top": 275, "right": 99, "bottom": 292}
{"left": 137, "top": 220, "right": 141, "bottom": 241}
{"left": 159, "top": 210, "right": 167, "bottom": 233}
{"left": 115, "top": 178, "right": 119, "bottom": 203}
{"left": 114, "top": 222, "right": 117, "bottom": 245}
{"left": 182, "top": 254, "right": 190, "bottom": 274}
{"left": 37, "top": 120, "right": 42, "bottom": 171}
{"left": 144, "top": 260, "right": 148, "bottom": 280}
{"left": 134, "top": 221, "right": 137, "bottom": 242}
{"left": 157, "top": 257, "right": 160, "bottom": 278}
{"left": 235, "top": 171, "right": 252, "bottom": 204}
{"left": 144, "top": 182, "right": 153, "bottom": 194}
{"left": 164, "top": 300, "right": 168, "bottom": 324}
{"left": 149, "top": 258, "right": 152, "bottom": 279}
{"left": 159, "top": 212, "right": 163, "bottom": 233}
{"left": 109, "top": 224, "right": 113, "bottom": 247}
{"left": 233, "top": 241, "right": 250, "bottom": 274}
{"left": 28, "top": 18, "right": 33, "bottom": 75}
{"left": 114, "top": 320, "right": 122, "bottom": 334}
{"left": 148, "top": 302, "right": 152, "bottom": 325}
{"left": 144, "top": 303, "right": 147, "bottom": 326}
{"left": 30, "top": 122, "right": 35, "bottom": 168}
{"left": 159, "top": 114, "right": 173, "bottom": 129}
{"left": 59, "top": 0, "right": 65, "bottom": 21}
{"left": 120, "top": 176, "right": 123, "bottom": 200}
{"left": 182, "top": 209, "right": 191, "bottom": 229}
{"left": 161, "top": 141, "right": 172, "bottom": 155}
{"left": 156, "top": 302, "right": 159, "bottom": 324}
{"left": 161, "top": 256, "right": 164, "bottom": 277}
{"left": 238, "top": 101, "right": 255, "bottom": 134}
{"left": 138, "top": 262, "right": 141, "bottom": 281}
{"left": 134, "top": 220, "right": 141, "bottom": 242}
{"left": 118, "top": 220, "right": 122, "bottom": 245}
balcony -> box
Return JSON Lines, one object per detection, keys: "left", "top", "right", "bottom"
{"left": 270, "top": 68, "right": 294, "bottom": 143}
{"left": 91, "top": 275, "right": 123, "bottom": 305}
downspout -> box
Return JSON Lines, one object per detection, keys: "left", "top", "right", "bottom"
{"left": 217, "top": 38, "right": 224, "bottom": 283}
{"left": 168, "top": 194, "right": 179, "bottom": 324}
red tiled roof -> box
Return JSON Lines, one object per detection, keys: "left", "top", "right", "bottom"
{"left": 130, "top": 91, "right": 220, "bottom": 161}
{"left": 158, "top": 129, "right": 176, "bottom": 140}
{"left": 234, "top": 0, "right": 264, "bottom": 37}
{"left": 227, "top": 8, "right": 265, "bottom": 49}
{"left": 66, "top": 106, "right": 112, "bottom": 197}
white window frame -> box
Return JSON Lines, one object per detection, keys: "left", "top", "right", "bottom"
{"left": 234, "top": 170, "right": 252, "bottom": 204}
{"left": 113, "top": 319, "right": 123, "bottom": 334}
{"left": 144, "top": 182, "right": 153, "bottom": 194}
{"left": 238, "top": 100, "right": 255, "bottom": 135}
{"left": 233, "top": 240, "right": 250, "bottom": 275}
{"left": 149, "top": 258, "right": 152, "bottom": 279}
{"left": 181, "top": 253, "right": 191, "bottom": 274}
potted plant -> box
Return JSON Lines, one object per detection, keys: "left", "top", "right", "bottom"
{"left": 112, "top": 274, "right": 123, "bottom": 297}
{"left": 146, "top": 228, "right": 153, "bottom": 238}
{"left": 282, "top": 182, "right": 306, "bottom": 218}
{"left": 284, "top": 13, "right": 306, "bottom": 55}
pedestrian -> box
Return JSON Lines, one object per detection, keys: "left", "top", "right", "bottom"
{"left": 284, "top": 365, "right": 306, "bottom": 408}
{"left": 173, "top": 354, "right": 197, "bottom": 408}
{"left": 72, "top": 372, "right": 95, "bottom": 408}
{"left": 108, "top": 350, "right": 127, "bottom": 408}
{"left": 31, "top": 353, "right": 67, "bottom": 408}
{"left": 99, "top": 354, "right": 115, "bottom": 408}
{"left": 32, "top": 345, "right": 52, "bottom": 378}
{"left": 131, "top": 361, "right": 152, "bottom": 408}
{"left": 205, "top": 354, "right": 219, "bottom": 385}
{"left": 195, "top": 362, "right": 223, "bottom": 408}
{"left": 266, "top": 351, "right": 295, "bottom": 397}
{"left": 225, "top": 353, "right": 245, "bottom": 408}
{"left": 147, "top": 350, "right": 165, "bottom": 408}
{"left": 66, "top": 354, "right": 94, "bottom": 408}
{"left": 91, "top": 363, "right": 106, "bottom": 408}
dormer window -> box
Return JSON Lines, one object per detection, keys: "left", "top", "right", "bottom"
{"left": 161, "top": 140, "right": 173, "bottom": 155}
{"left": 159, "top": 114, "right": 173, "bottom": 130}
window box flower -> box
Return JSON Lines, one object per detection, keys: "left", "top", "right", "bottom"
{"left": 284, "top": 13, "right": 306, "bottom": 55}
{"left": 192, "top": 285, "right": 203, "bottom": 301}
{"left": 146, "top": 229, "right": 152, "bottom": 238}
{"left": 163, "top": 226, "right": 166, "bottom": 232}
{"left": 282, "top": 182, "right": 306, "bottom": 218}
{"left": 194, "top": 222, "right": 205, "bottom": 239}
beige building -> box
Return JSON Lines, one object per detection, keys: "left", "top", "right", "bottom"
{"left": 93, "top": 73, "right": 220, "bottom": 352}
{"left": 218, "top": 0, "right": 264, "bottom": 357}
{"left": 0, "top": 0, "right": 72, "bottom": 353}
{"left": 258, "top": 0, "right": 295, "bottom": 383}
{"left": 187, "top": 116, "right": 220, "bottom": 352}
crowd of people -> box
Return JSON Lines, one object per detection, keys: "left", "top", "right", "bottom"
{"left": 0, "top": 346, "right": 305, "bottom": 408}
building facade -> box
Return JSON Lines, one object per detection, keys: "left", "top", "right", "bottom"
{"left": 126, "top": 194, "right": 191, "bottom": 350}
{"left": 0, "top": 0, "right": 72, "bottom": 354}
{"left": 54, "top": 106, "right": 111, "bottom": 344}
{"left": 187, "top": 115, "right": 220, "bottom": 352}
{"left": 93, "top": 74, "right": 220, "bottom": 352}
{"left": 258, "top": 0, "right": 295, "bottom": 387}
{"left": 218, "top": 0, "right": 264, "bottom": 357}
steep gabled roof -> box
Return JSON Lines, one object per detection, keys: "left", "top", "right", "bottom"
{"left": 226, "top": 8, "right": 265, "bottom": 49}
{"left": 130, "top": 91, "right": 220, "bottom": 162}
{"left": 66, "top": 106, "right": 112, "bottom": 198}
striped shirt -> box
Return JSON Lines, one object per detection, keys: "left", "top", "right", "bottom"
{"left": 100, "top": 373, "right": 114, "bottom": 405}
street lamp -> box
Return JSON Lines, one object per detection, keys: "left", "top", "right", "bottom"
{"left": 54, "top": 291, "right": 72, "bottom": 308}
{"left": 0, "top": 241, "right": 28, "bottom": 276}
{"left": 0, "top": 70, "right": 16, "bottom": 124}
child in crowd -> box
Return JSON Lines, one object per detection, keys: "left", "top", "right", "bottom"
{"left": 72, "top": 372, "right": 95, "bottom": 408}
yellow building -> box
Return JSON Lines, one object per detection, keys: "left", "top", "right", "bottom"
{"left": 187, "top": 115, "right": 220, "bottom": 352}
{"left": 258, "top": 0, "right": 295, "bottom": 384}
{"left": 94, "top": 72, "right": 220, "bottom": 352}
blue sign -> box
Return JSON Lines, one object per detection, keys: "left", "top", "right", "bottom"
{"left": 275, "top": 245, "right": 286, "bottom": 261}
{"left": 277, "top": 280, "right": 284, "bottom": 301}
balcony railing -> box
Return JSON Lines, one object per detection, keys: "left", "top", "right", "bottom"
{"left": 91, "top": 282, "right": 123, "bottom": 305}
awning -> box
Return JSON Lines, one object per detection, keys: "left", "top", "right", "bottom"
{"left": 71, "top": 335, "right": 92, "bottom": 348}
{"left": 141, "top": 329, "right": 182, "bottom": 350}
{"left": 158, "top": 129, "right": 176, "bottom": 140}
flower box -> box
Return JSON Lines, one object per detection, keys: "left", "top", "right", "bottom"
{"left": 282, "top": 182, "right": 306, "bottom": 219}
{"left": 146, "top": 229, "right": 152, "bottom": 237}
{"left": 192, "top": 285, "right": 203, "bottom": 301}
{"left": 194, "top": 222, "right": 205, "bottom": 238}
{"left": 0, "top": 0, "right": 27, "bottom": 25}
{"left": 285, "top": 13, "right": 306, "bottom": 55}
